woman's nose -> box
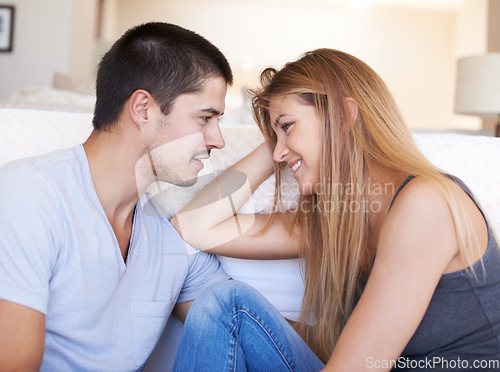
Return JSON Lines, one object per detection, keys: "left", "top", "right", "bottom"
{"left": 273, "top": 138, "right": 288, "bottom": 163}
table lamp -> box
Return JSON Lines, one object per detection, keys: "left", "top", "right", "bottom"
{"left": 454, "top": 53, "right": 500, "bottom": 137}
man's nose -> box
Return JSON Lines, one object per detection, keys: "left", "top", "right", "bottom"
{"left": 205, "top": 122, "right": 225, "bottom": 150}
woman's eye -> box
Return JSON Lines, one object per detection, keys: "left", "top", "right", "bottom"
{"left": 281, "top": 122, "right": 293, "bottom": 132}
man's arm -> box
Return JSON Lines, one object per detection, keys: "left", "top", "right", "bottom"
{"left": 0, "top": 299, "right": 45, "bottom": 371}
{"left": 172, "top": 301, "right": 193, "bottom": 323}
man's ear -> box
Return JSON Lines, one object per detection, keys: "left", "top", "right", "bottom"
{"left": 344, "top": 97, "right": 358, "bottom": 126}
{"left": 129, "top": 90, "right": 151, "bottom": 129}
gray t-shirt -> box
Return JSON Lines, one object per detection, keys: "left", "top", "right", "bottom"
{"left": 0, "top": 145, "right": 229, "bottom": 371}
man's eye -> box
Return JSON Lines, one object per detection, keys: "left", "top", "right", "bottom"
{"left": 201, "top": 116, "right": 211, "bottom": 122}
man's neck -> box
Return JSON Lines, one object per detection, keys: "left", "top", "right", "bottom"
{"left": 83, "top": 129, "right": 141, "bottom": 260}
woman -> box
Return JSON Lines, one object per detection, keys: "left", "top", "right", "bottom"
{"left": 171, "top": 49, "right": 500, "bottom": 371}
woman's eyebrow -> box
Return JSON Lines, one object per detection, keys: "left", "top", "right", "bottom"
{"left": 274, "top": 114, "right": 285, "bottom": 127}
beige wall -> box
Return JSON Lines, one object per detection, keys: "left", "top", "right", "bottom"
{"left": 69, "top": 0, "right": 98, "bottom": 77}
{"left": 0, "top": 0, "right": 72, "bottom": 98}
{"left": 0, "top": 0, "right": 493, "bottom": 132}
{"left": 112, "top": 0, "right": 457, "bottom": 129}
{"left": 0, "top": 0, "right": 97, "bottom": 99}
{"left": 487, "top": 0, "right": 500, "bottom": 52}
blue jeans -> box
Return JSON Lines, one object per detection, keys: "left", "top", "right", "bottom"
{"left": 173, "top": 280, "right": 325, "bottom": 371}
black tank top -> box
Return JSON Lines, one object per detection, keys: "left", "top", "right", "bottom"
{"left": 369, "top": 176, "right": 500, "bottom": 371}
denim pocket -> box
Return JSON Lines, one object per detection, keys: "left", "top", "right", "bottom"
{"left": 129, "top": 300, "right": 174, "bottom": 367}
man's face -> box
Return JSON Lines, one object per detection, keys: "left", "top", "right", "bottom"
{"left": 144, "top": 77, "right": 227, "bottom": 188}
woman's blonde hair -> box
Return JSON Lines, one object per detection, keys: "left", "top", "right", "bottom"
{"left": 252, "top": 49, "right": 479, "bottom": 362}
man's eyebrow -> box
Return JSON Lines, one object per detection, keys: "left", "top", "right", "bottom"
{"left": 199, "top": 108, "right": 223, "bottom": 116}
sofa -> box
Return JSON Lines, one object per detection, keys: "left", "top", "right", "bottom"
{"left": 1, "top": 108, "right": 499, "bottom": 371}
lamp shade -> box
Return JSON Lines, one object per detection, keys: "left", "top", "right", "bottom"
{"left": 454, "top": 54, "right": 500, "bottom": 120}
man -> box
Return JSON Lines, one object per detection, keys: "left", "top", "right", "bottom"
{"left": 0, "top": 22, "right": 232, "bottom": 371}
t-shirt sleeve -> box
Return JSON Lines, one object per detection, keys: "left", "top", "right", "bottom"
{"left": 0, "top": 167, "right": 58, "bottom": 314}
{"left": 176, "top": 246, "right": 229, "bottom": 303}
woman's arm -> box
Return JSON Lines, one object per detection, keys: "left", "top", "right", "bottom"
{"left": 171, "top": 143, "right": 301, "bottom": 258}
{"left": 323, "top": 179, "right": 462, "bottom": 371}
{"left": 199, "top": 211, "right": 301, "bottom": 259}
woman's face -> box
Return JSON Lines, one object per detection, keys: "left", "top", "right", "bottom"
{"left": 269, "top": 94, "right": 322, "bottom": 195}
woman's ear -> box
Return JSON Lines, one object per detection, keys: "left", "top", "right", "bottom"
{"left": 129, "top": 90, "right": 151, "bottom": 128}
{"left": 344, "top": 97, "right": 358, "bottom": 126}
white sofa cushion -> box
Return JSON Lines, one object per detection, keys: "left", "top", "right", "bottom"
{"left": 0, "top": 109, "right": 94, "bottom": 165}
{"left": 1, "top": 108, "right": 499, "bottom": 259}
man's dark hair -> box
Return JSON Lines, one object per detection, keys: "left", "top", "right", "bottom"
{"left": 92, "top": 22, "right": 233, "bottom": 130}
